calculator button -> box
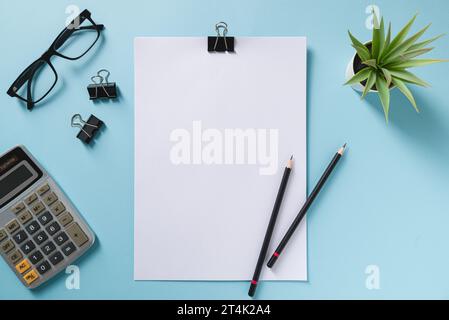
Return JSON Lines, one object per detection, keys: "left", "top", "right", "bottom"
{"left": 66, "top": 223, "right": 89, "bottom": 247}
{"left": 29, "top": 250, "right": 44, "bottom": 264}
{"left": 17, "top": 210, "right": 33, "bottom": 225}
{"left": 46, "top": 222, "right": 61, "bottom": 236}
{"left": 30, "top": 201, "right": 45, "bottom": 215}
{"left": 1, "top": 240, "right": 15, "bottom": 254}
{"left": 12, "top": 202, "right": 26, "bottom": 214}
{"left": 23, "top": 269, "right": 39, "bottom": 285}
{"left": 33, "top": 231, "right": 48, "bottom": 245}
{"left": 24, "top": 193, "right": 38, "bottom": 205}
{"left": 20, "top": 240, "right": 36, "bottom": 255}
{"left": 54, "top": 232, "right": 69, "bottom": 246}
{"left": 15, "top": 259, "right": 31, "bottom": 274}
{"left": 13, "top": 230, "right": 28, "bottom": 244}
{"left": 7, "top": 250, "right": 23, "bottom": 265}
{"left": 36, "top": 261, "right": 51, "bottom": 275}
{"left": 58, "top": 212, "right": 73, "bottom": 227}
{"left": 38, "top": 211, "right": 53, "bottom": 226}
{"left": 0, "top": 229, "right": 7, "bottom": 242}
{"left": 61, "top": 242, "right": 77, "bottom": 257}
{"left": 49, "top": 251, "right": 64, "bottom": 266}
{"left": 42, "top": 241, "right": 56, "bottom": 255}
{"left": 25, "top": 221, "right": 41, "bottom": 235}
{"left": 6, "top": 219, "right": 20, "bottom": 234}
{"left": 42, "top": 192, "right": 58, "bottom": 206}
{"left": 37, "top": 184, "right": 50, "bottom": 196}
{"left": 50, "top": 201, "right": 66, "bottom": 216}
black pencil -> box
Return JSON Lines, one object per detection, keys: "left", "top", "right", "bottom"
{"left": 267, "top": 143, "right": 347, "bottom": 268}
{"left": 248, "top": 156, "right": 294, "bottom": 297}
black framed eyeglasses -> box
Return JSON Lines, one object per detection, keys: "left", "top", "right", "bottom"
{"left": 7, "top": 9, "right": 104, "bottom": 110}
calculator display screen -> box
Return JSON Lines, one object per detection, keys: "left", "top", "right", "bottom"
{"left": 0, "top": 147, "right": 43, "bottom": 209}
{"left": 0, "top": 165, "right": 33, "bottom": 199}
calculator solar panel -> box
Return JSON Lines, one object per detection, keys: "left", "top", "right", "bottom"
{"left": 0, "top": 146, "right": 95, "bottom": 289}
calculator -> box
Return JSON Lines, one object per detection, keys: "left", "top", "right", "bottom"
{"left": 0, "top": 146, "right": 95, "bottom": 289}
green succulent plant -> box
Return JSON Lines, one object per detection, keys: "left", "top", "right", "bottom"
{"left": 345, "top": 13, "right": 446, "bottom": 121}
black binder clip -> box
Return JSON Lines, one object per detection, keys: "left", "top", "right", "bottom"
{"left": 208, "top": 22, "right": 234, "bottom": 52}
{"left": 87, "top": 69, "right": 117, "bottom": 100}
{"left": 71, "top": 114, "right": 104, "bottom": 144}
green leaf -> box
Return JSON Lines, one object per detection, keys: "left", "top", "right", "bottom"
{"left": 362, "top": 59, "right": 378, "bottom": 69}
{"left": 392, "top": 77, "right": 419, "bottom": 113}
{"left": 386, "top": 14, "right": 417, "bottom": 53}
{"left": 385, "top": 23, "right": 392, "bottom": 48}
{"left": 372, "top": 14, "right": 384, "bottom": 60}
{"left": 382, "top": 23, "right": 431, "bottom": 64}
{"left": 376, "top": 76, "right": 391, "bottom": 122}
{"left": 362, "top": 70, "right": 377, "bottom": 99}
{"left": 344, "top": 67, "right": 371, "bottom": 85}
{"left": 348, "top": 31, "right": 371, "bottom": 61}
{"left": 400, "top": 47, "right": 434, "bottom": 60}
{"left": 379, "top": 23, "right": 392, "bottom": 60}
{"left": 389, "top": 69, "right": 430, "bottom": 87}
{"left": 378, "top": 18, "right": 386, "bottom": 61}
{"left": 381, "top": 68, "right": 392, "bottom": 87}
{"left": 388, "top": 59, "right": 448, "bottom": 69}
{"left": 408, "top": 34, "right": 444, "bottom": 51}
{"left": 351, "top": 45, "right": 371, "bottom": 62}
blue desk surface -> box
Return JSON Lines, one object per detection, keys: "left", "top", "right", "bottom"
{"left": 1, "top": 0, "right": 449, "bottom": 299}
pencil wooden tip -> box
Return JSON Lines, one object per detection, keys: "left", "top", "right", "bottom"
{"left": 338, "top": 143, "right": 347, "bottom": 155}
{"left": 287, "top": 156, "right": 294, "bottom": 168}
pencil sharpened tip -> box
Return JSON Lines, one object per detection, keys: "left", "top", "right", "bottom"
{"left": 290, "top": 155, "right": 294, "bottom": 160}
{"left": 338, "top": 143, "right": 347, "bottom": 155}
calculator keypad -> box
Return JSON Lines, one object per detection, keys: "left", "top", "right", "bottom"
{"left": 29, "top": 251, "right": 43, "bottom": 264}
{"left": 38, "top": 211, "right": 53, "bottom": 226}
{"left": 13, "top": 230, "right": 28, "bottom": 244}
{"left": 42, "top": 241, "right": 56, "bottom": 255}
{"left": 58, "top": 212, "right": 73, "bottom": 227}
{"left": 36, "top": 184, "right": 50, "bottom": 196}
{"left": 23, "top": 269, "right": 39, "bottom": 285}
{"left": 61, "top": 242, "right": 76, "bottom": 257}
{"left": 33, "top": 231, "right": 48, "bottom": 245}
{"left": 2, "top": 182, "right": 91, "bottom": 288}
{"left": 42, "top": 192, "right": 58, "bottom": 207}
{"left": 50, "top": 202, "right": 66, "bottom": 216}
{"left": 0, "top": 229, "right": 7, "bottom": 242}
{"left": 25, "top": 221, "right": 40, "bottom": 235}
{"left": 66, "top": 223, "right": 89, "bottom": 247}
{"left": 30, "top": 201, "right": 45, "bottom": 215}
{"left": 12, "top": 202, "right": 25, "bottom": 214}
{"left": 24, "top": 193, "right": 37, "bottom": 206}
{"left": 49, "top": 252, "right": 64, "bottom": 266}
{"left": 17, "top": 210, "right": 32, "bottom": 224}
{"left": 46, "top": 222, "right": 61, "bottom": 236}
{"left": 21, "top": 240, "right": 36, "bottom": 255}
{"left": 7, "top": 250, "right": 23, "bottom": 264}
{"left": 1, "top": 240, "right": 15, "bottom": 254}
{"left": 6, "top": 220, "right": 20, "bottom": 234}
{"left": 15, "top": 259, "right": 31, "bottom": 274}
{"left": 37, "top": 261, "right": 51, "bottom": 275}
{"left": 54, "top": 232, "right": 69, "bottom": 246}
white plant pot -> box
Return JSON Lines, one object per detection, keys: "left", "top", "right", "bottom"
{"left": 345, "top": 53, "right": 378, "bottom": 94}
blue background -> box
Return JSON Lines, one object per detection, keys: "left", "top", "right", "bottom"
{"left": 1, "top": 0, "right": 449, "bottom": 299}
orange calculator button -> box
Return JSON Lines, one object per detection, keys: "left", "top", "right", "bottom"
{"left": 23, "top": 269, "right": 39, "bottom": 285}
{"left": 15, "top": 259, "right": 31, "bottom": 274}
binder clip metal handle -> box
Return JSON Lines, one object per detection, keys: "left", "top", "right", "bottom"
{"left": 87, "top": 69, "right": 117, "bottom": 100}
{"left": 208, "top": 22, "right": 234, "bottom": 52}
{"left": 71, "top": 114, "right": 104, "bottom": 144}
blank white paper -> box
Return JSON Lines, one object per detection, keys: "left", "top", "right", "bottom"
{"left": 134, "top": 37, "right": 307, "bottom": 280}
